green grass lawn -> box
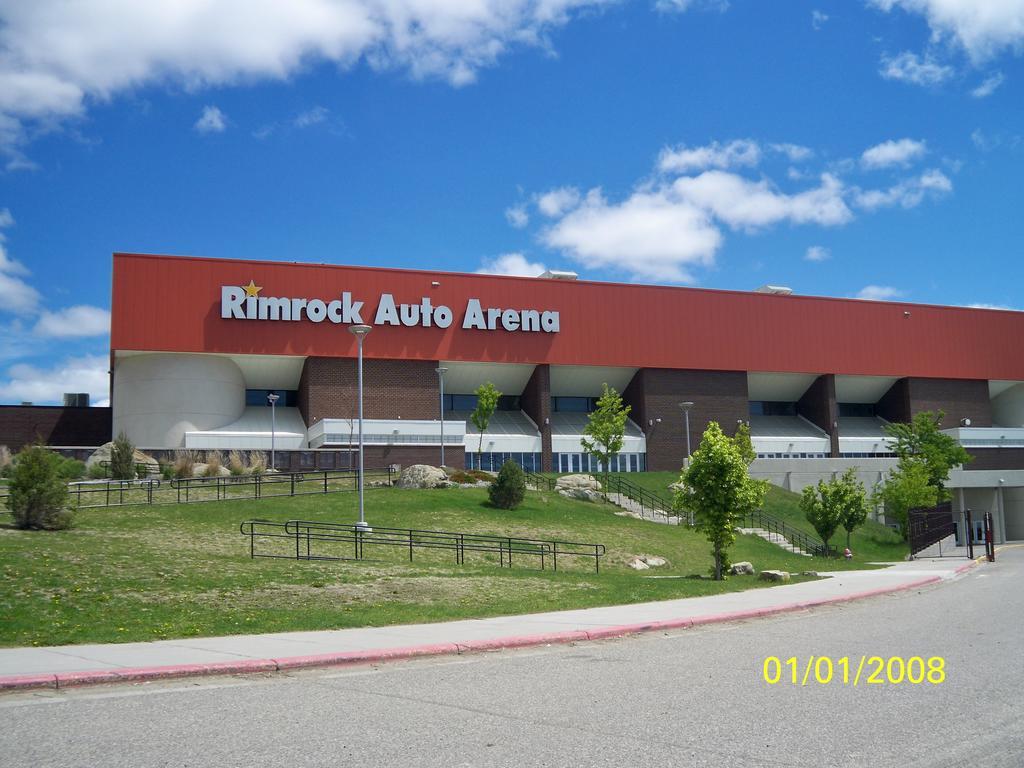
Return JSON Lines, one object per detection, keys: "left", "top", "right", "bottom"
{"left": 0, "top": 483, "right": 891, "bottom": 648}
{"left": 551, "top": 471, "right": 908, "bottom": 562}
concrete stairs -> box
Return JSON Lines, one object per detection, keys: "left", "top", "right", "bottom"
{"left": 738, "top": 527, "right": 813, "bottom": 557}
{"left": 606, "top": 492, "right": 679, "bottom": 525}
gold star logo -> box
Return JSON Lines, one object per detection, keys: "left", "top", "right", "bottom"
{"left": 242, "top": 280, "right": 262, "bottom": 298}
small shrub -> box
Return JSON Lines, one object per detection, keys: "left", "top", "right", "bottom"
{"left": 109, "top": 432, "right": 137, "bottom": 480}
{"left": 87, "top": 463, "right": 109, "bottom": 480}
{"left": 6, "top": 444, "right": 73, "bottom": 530}
{"left": 136, "top": 463, "right": 149, "bottom": 479}
{"left": 173, "top": 449, "right": 200, "bottom": 479}
{"left": 56, "top": 457, "right": 86, "bottom": 481}
{"left": 488, "top": 460, "right": 526, "bottom": 510}
{"left": 160, "top": 461, "right": 175, "bottom": 481}
{"left": 204, "top": 451, "right": 224, "bottom": 477}
{"left": 228, "top": 450, "right": 246, "bottom": 476}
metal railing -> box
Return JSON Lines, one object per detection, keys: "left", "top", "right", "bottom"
{"left": 604, "top": 476, "right": 682, "bottom": 524}
{"left": 48, "top": 468, "right": 396, "bottom": 509}
{"left": 240, "top": 518, "right": 606, "bottom": 573}
{"left": 740, "top": 509, "right": 833, "bottom": 558}
{"left": 523, "top": 470, "right": 555, "bottom": 491}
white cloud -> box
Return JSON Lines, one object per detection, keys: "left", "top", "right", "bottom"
{"left": 542, "top": 188, "right": 721, "bottom": 282}
{"left": 805, "top": 245, "right": 830, "bottom": 262}
{"left": 812, "top": 9, "right": 829, "bottom": 29}
{"left": 505, "top": 205, "right": 529, "bottom": 228}
{"left": 0, "top": 354, "right": 109, "bottom": 405}
{"left": 879, "top": 51, "right": 954, "bottom": 86}
{"left": 971, "top": 72, "right": 1005, "bottom": 98}
{"left": 770, "top": 143, "right": 813, "bottom": 162}
{"left": 293, "top": 105, "right": 328, "bottom": 128}
{"left": 861, "top": 138, "right": 928, "bottom": 169}
{"left": 0, "top": 0, "right": 611, "bottom": 160}
{"left": 33, "top": 305, "right": 111, "bottom": 338}
{"left": 658, "top": 139, "right": 761, "bottom": 173}
{"left": 655, "top": 0, "right": 730, "bottom": 13}
{"left": 476, "top": 252, "right": 547, "bottom": 277}
{"left": 0, "top": 213, "right": 38, "bottom": 314}
{"left": 870, "top": 0, "right": 1024, "bottom": 62}
{"left": 853, "top": 168, "right": 953, "bottom": 210}
{"left": 0, "top": 208, "right": 13, "bottom": 228}
{"left": 671, "top": 171, "right": 853, "bottom": 230}
{"left": 194, "top": 105, "right": 227, "bottom": 134}
{"left": 856, "top": 285, "right": 905, "bottom": 300}
{"left": 967, "top": 302, "right": 1022, "bottom": 311}
{"left": 537, "top": 187, "right": 582, "bottom": 217}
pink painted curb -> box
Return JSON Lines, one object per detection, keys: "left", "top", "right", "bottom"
{"left": 0, "top": 565, "right": 977, "bottom": 693}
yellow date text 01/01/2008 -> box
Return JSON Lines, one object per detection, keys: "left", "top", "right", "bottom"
{"left": 762, "top": 656, "right": 946, "bottom": 686}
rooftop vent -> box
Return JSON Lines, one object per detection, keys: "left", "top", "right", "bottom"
{"left": 754, "top": 285, "right": 794, "bottom": 295}
{"left": 63, "top": 393, "right": 90, "bottom": 407}
{"left": 539, "top": 270, "right": 578, "bottom": 280}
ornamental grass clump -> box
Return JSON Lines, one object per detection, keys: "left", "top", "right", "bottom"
{"left": 6, "top": 444, "right": 73, "bottom": 530}
{"left": 173, "top": 449, "right": 200, "bottom": 479}
{"left": 247, "top": 451, "right": 267, "bottom": 475}
{"left": 204, "top": 450, "right": 224, "bottom": 477}
{"left": 227, "top": 450, "right": 246, "bottom": 476}
{"left": 488, "top": 460, "right": 526, "bottom": 510}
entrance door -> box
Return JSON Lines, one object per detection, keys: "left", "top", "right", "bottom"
{"left": 971, "top": 516, "right": 986, "bottom": 544}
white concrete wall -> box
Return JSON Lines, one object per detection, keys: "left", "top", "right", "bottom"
{"left": 992, "top": 383, "right": 1024, "bottom": 427}
{"left": 749, "top": 457, "right": 898, "bottom": 493}
{"left": 113, "top": 353, "right": 246, "bottom": 448}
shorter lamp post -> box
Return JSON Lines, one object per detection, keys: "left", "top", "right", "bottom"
{"left": 436, "top": 366, "right": 448, "bottom": 468}
{"left": 349, "top": 324, "right": 372, "bottom": 531}
{"left": 267, "top": 392, "right": 280, "bottom": 471}
{"left": 679, "top": 401, "right": 694, "bottom": 462}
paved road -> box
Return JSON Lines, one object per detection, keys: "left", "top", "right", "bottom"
{"left": 2, "top": 549, "right": 1022, "bottom": 767}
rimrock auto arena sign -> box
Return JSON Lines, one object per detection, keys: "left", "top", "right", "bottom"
{"left": 221, "top": 281, "right": 561, "bottom": 333}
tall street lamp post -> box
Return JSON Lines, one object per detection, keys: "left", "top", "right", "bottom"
{"left": 679, "top": 401, "right": 695, "bottom": 462}
{"left": 267, "top": 392, "right": 280, "bottom": 471}
{"left": 436, "top": 366, "right": 448, "bottom": 468}
{"left": 349, "top": 324, "right": 372, "bottom": 531}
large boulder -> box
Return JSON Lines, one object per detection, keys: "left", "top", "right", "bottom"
{"left": 626, "top": 557, "right": 650, "bottom": 570}
{"left": 555, "top": 474, "right": 602, "bottom": 492}
{"left": 729, "top": 561, "right": 755, "bottom": 576}
{"left": 758, "top": 570, "right": 791, "bottom": 583}
{"left": 558, "top": 488, "right": 603, "bottom": 503}
{"left": 86, "top": 442, "right": 159, "bottom": 475}
{"left": 396, "top": 464, "right": 447, "bottom": 489}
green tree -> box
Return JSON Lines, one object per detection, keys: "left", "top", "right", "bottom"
{"left": 676, "top": 422, "right": 767, "bottom": 580}
{"left": 732, "top": 421, "right": 756, "bottom": 465}
{"left": 875, "top": 460, "right": 939, "bottom": 540}
{"left": 883, "top": 410, "right": 971, "bottom": 499}
{"left": 800, "top": 469, "right": 869, "bottom": 553}
{"left": 471, "top": 382, "right": 502, "bottom": 466}
{"left": 6, "top": 444, "right": 72, "bottom": 530}
{"left": 580, "top": 383, "right": 631, "bottom": 495}
{"left": 488, "top": 459, "right": 526, "bottom": 509}
{"left": 837, "top": 468, "right": 870, "bottom": 549}
{"left": 109, "top": 431, "right": 136, "bottom": 480}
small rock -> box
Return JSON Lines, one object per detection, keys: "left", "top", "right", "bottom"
{"left": 801, "top": 571, "right": 820, "bottom": 578}
{"left": 642, "top": 555, "right": 668, "bottom": 567}
{"left": 627, "top": 557, "right": 650, "bottom": 570}
{"left": 729, "top": 561, "right": 755, "bottom": 576}
{"left": 758, "top": 570, "right": 791, "bottom": 582}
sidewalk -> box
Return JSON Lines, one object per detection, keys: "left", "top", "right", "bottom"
{"left": 0, "top": 557, "right": 980, "bottom": 692}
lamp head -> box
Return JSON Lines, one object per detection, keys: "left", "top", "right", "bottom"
{"left": 266, "top": 393, "right": 280, "bottom": 405}
{"left": 348, "top": 324, "right": 372, "bottom": 338}
{"left": 679, "top": 401, "right": 694, "bottom": 410}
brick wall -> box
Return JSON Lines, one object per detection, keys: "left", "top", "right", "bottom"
{"left": 964, "top": 448, "right": 1024, "bottom": 471}
{"left": 624, "top": 369, "right": 748, "bottom": 472}
{"left": 877, "top": 377, "right": 992, "bottom": 427}
{"left": 363, "top": 445, "right": 465, "bottom": 470}
{"left": 797, "top": 374, "right": 839, "bottom": 457}
{"left": 520, "top": 364, "right": 552, "bottom": 471}
{"left": 0, "top": 406, "right": 112, "bottom": 451}
{"left": 298, "top": 357, "right": 441, "bottom": 426}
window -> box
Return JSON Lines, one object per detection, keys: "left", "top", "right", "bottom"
{"left": 838, "top": 403, "right": 876, "bottom": 417}
{"left": 246, "top": 389, "right": 298, "bottom": 407}
{"left": 551, "top": 396, "right": 598, "bottom": 412}
{"left": 749, "top": 401, "right": 797, "bottom": 416}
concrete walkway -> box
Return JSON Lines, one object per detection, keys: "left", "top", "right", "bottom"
{"left": 0, "top": 556, "right": 981, "bottom": 691}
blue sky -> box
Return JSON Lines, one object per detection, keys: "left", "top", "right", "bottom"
{"left": 1, "top": 0, "right": 1022, "bottom": 404}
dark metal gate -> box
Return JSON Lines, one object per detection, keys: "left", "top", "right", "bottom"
{"left": 908, "top": 501, "right": 959, "bottom": 559}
